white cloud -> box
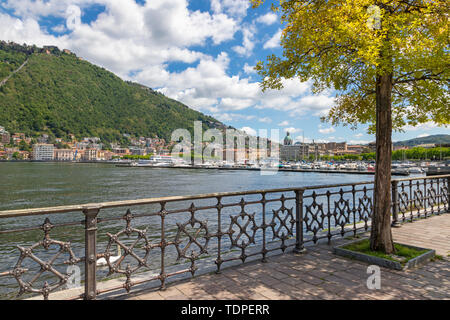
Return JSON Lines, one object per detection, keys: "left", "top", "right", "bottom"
{"left": 290, "top": 95, "right": 335, "bottom": 117}
{"left": 278, "top": 121, "right": 289, "bottom": 126}
{"left": 263, "top": 28, "right": 282, "bottom": 49}
{"left": 232, "top": 25, "right": 256, "bottom": 57}
{"left": 284, "top": 127, "right": 302, "bottom": 134}
{"left": 243, "top": 63, "right": 256, "bottom": 74}
{"left": 318, "top": 127, "right": 336, "bottom": 134}
{"left": 51, "top": 24, "right": 67, "bottom": 33}
{"left": 214, "top": 113, "right": 255, "bottom": 122}
{"left": 348, "top": 140, "right": 371, "bottom": 145}
{"left": 210, "top": 0, "right": 250, "bottom": 20}
{"left": 256, "top": 12, "right": 277, "bottom": 25}
{"left": 417, "top": 134, "right": 430, "bottom": 138}
{"left": 318, "top": 124, "right": 336, "bottom": 134}
{"left": 258, "top": 117, "right": 272, "bottom": 123}
{"left": 240, "top": 126, "right": 257, "bottom": 136}
{"left": 0, "top": 0, "right": 239, "bottom": 78}
{"left": 354, "top": 133, "right": 364, "bottom": 138}
{"left": 402, "top": 122, "right": 448, "bottom": 132}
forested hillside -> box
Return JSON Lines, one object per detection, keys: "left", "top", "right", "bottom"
{"left": 0, "top": 41, "right": 226, "bottom": 142}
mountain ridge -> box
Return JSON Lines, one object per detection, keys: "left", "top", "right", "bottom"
{"left": 394, "top": 134, "right": 450, "bottom": 147}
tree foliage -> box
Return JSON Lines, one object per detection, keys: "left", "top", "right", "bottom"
{"left": 251, "top": 0, "right": 449, "bottom": 131}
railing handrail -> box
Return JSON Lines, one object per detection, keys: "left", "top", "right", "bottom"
{"left": 1, "top": 174, "right": 449, "bottom": 219}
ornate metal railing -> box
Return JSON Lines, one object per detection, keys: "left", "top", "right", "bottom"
{"left": 0, "top": 174, "right": 448, "bottom": 300}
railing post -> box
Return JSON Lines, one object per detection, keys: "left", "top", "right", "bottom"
{"left": 83, "top": 207, "right": 99, "bottom": 300}
{"left": 447, "top": 177, "right": 450, "bottom": 213}
{"left": 294, "top": 189, "right": 306, "bottom": 254}
{"left": 391, "top": 180, "right": 400, "bottom": 227}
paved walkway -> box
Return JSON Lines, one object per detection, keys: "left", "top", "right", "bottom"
{"left": 125, "top": 214, "right": 450, "bottom": 300}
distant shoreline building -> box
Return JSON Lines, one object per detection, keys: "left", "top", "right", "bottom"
{"left": 32, "top": 144, "right": 54, "bottom": 161}
{"left": 54, "top": 149, "right": 74, "bottom": 161}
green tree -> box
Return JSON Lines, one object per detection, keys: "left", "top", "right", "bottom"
{"left": 12, "top": 151, "right": 21, "bottom": 160}
{"left": 252, "top": 0, "right": 449, "bottom": 253}
{"left": 18, "top": 140, "right": 31, "bottom": 152}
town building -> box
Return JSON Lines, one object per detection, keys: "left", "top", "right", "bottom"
{"left": 129, "top": 147, "right": 147, "bottom": 156}
{"left": 112, "top": 147, "right": 129, "bottom": 155}
{"left": 82, "top": 149, "right": 99, "bottom": 161}
{"left": 280, "top": 132, "right": 317, "bottom": 161}
{"left": 32, "top": 144, "right": 54, "bottom": 161}
{"left": 12, "top": 133, "right": 26, "bottom": 144}
{"left": 54, "top": 149, "right": 75, "bottom": 161}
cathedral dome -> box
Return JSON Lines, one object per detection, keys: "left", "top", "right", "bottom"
{"left": 284, "top": 132, "right": 293, "bottom": 145}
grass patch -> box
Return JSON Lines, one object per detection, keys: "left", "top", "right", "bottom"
{"left": 342, "top": 239, "right": 428, "bottom": 265}
{"left": 431, "top": 254, "right": 443, "bottom": 262}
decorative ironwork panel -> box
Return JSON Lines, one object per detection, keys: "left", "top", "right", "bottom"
{"left": 102, "top": 210, "right": 154, "bottom": 293}
{"left": 174, "top": 203, "right": 211, "bottom": 276}
{"left": 7, "top": 218, "right": 81, "bottom": 300}
{"left": 332, "top": 189, "right": 351, "bottom": 236}
{"left": 357, "top": 187, "right": 373, "bottom": 231}
{"left": 440, "top": 184, "right": 449, "bottom": 206}
{"left": 398, "top": 190, "right": 409, "bottom": 217}
{"left": 227, "top": 198, "right": 258, "bottom": 263}
{"left": 304, "top": 192, "right": 326, "bottom": 243}
{"left": 413, "top": 188, "right": 424, "bottom": 218}
{"left": 270, "top": 194, "right": 295, "bottom": 252}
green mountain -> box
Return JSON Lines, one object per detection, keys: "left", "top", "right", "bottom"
{"left": 394, "top": 134, "right": 450, "bottom": 147}
{"left": 0, "top": 41, "right": 227, "bottom": 143}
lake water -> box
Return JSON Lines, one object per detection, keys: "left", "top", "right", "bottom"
{"left": 0, "top": 162, "right": 386, "bottom": 299}
{"left": 0, "top": 162, "right": 378, "bottom": 211}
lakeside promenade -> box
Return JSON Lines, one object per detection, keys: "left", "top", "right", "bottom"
{"left": 124, "top": 214, "right": 450, "bottom": 300}
{"left": 30, "top": 214, "right": 449, "bottom": 300}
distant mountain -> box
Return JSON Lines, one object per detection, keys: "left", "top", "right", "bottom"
{"left": 0, "top": 41, "right": 228, "bottom": 143}
{"left": 394, "top": 134, "right": 450, "bottom": 147}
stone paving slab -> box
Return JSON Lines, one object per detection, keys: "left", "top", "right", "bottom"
{"left": 124, "top": 214, "right": 450, "bottom": 300}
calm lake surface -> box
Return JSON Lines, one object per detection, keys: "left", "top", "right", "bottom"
{"left": 0, "top": 162, "right": 377, "bottom": 211}
{"left": 0, "top": 162, "right": 402, "bottom": 299}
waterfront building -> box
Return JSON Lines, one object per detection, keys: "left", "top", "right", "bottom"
{"left": 129, "top": 147, "right": 147, "bottom": 156}
{"left": 280, "top": 132, "right": 311, "bottom": 161}
{"left": 32, "top": 144, "right": 55, "bottom": 161}
{"left": 82, "top": 149, "right": 99, "bottom": 161}
{"left": 347, "top": 145, "right": 365, "bottom": 154}
{"left": 325, "top": 142, "right": 347, "bottom": 153}
{"left": 112, "top": 147, "right": 129, "bottom": 155}
{"left": 54, "top": 149, "right": 75, "bottom": 161}
{"left": 281, "top": 143, "right": 310, "bottom": 161}
{"left": 18, "top": 151, "right": 30, "bottom": 160}
{"left": 102, "top": 151, "right": 114, "bottom": 161}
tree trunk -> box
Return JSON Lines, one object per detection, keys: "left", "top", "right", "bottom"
{"left": 370, "top": 73, "right": 395, "bottom": 254}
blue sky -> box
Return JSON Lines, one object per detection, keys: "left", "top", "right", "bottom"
{"left": 0, "top": 0, "right": 448, "bottom": 144}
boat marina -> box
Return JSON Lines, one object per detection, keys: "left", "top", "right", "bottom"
{"left": 115, "top": 156, "right": 450, "bottom": 176}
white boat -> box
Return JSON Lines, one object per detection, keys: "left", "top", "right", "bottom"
{"left": 409, "top": 167, "right": 423, "bottom": 173}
